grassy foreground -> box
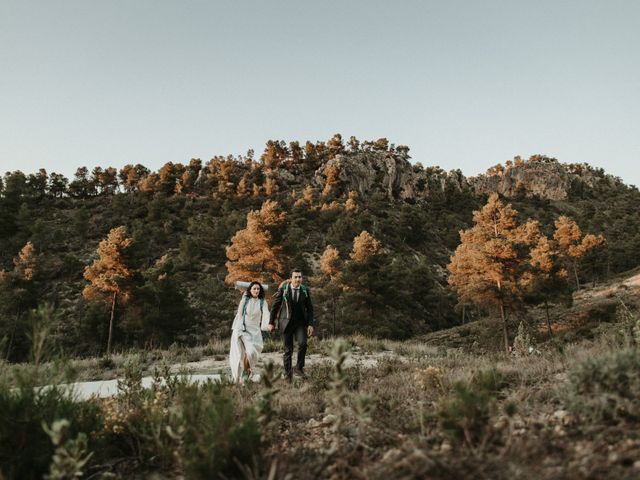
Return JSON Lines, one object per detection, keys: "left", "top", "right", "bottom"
{"left": 1, "top": 289, "right": 640, "bottom": 479}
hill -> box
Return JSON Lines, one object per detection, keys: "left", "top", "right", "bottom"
{"left": 1, "top": 135, "right": 639, "bottom": 359}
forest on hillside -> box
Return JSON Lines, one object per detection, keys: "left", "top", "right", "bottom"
{"left": 1, "top": 134, "right": 640, "bottom": 361}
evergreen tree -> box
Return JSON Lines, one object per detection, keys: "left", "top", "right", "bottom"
{"left": 225, "top": 200, "right": 286, "bottom": 285}
{"left": 123, "top": 255, "right": 194, "bottom": 345}
{"left": 448, "top": 194, "right": 534, "bottom": 353}
{"left": 0, "top": 242, "right": 39, "bottom": 361}
{"left": 68, "top": 167, "right": 91, "bottom": 198}
{"left": 83, "top": 226, "right": 135, "bottom": 356}
{"left": 27, "top": 169, "right": 48, "bottom": 199}
{"left": 327, "top": 133, "right": 345, "bottom": 158}
{"left": 317, "top": 245, "right": 342, "bottom": 335}
{"left": 350, "top": 230, "right": 381, "bottom": 262}
{"left": 48, "top": 172, "right": 68, "bottom": 198}
{"left": 119, "top": 164, "right": 150, "bottom": 193}
{"left": 523, "top": 234, "right": 571, "bottom": 337}
{"left": 322, "top": 164, "right": 342, "bottom": 198}
{"left": 553, "top": 216, "right": 605, "bottom": 289}
{"left": 101, "top": 167, "right": 119, "bottom": 194}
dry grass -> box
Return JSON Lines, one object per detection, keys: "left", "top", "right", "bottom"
{"left": 3, "top": 278, "right": 639, "bottom": 479}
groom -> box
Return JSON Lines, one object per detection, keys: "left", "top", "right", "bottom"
{"left": 268, "top": 268, "right": 314, "bottom": 382}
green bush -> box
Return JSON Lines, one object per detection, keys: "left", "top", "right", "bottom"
{"left": 565, "top": 347, "right": 640, "bottom": 423}
{"left": 0, "top": 378, "right": 102, "bottom": 480}
{"left": 437, "top": 368, "right": 509, "bottom": 445}
{"left": 100, "top": 360, "right": 262, "bottom": 478}
{"left": 177, "top": 382, "right": 261, "bottom": 479}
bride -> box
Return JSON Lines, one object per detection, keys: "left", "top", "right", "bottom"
{"left": 229, "top": 281, "right": 270, "bottom": 383}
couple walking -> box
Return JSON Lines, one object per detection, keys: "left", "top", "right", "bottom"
{"left": 229, "top": 268, "right": 314, "bottom": 383}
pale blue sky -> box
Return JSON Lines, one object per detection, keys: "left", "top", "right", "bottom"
{"left": 1, "top": 0, "right": 639, "bottom": 186}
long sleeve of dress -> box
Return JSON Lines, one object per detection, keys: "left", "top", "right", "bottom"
{"left": 231, "top": 296, "right": 246, "bottom": 332}
{"left": 261, "top": 300, "right": 270, "bottom": 330}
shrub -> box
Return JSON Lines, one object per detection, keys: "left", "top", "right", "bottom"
{"left": 512, "top": 321, "right": 534, "bottom": 356}
{"left": 177, "top": 382, "right": 261, "bottom": 479}
{"left": 43, "top": 419, "right": 93, "bottom": 480}
{"left": 99, "top": 359, "right": 181, "bottom": 470}
{"left": 615, "top": 298, "right": 640, "bottom": 347}
{"left": 565, "top": 347, "right": 640, "bottom": 423}
{"left": 0, "top": 376, "right": 102, "bottom": 480}
{"left": 436, "top": 368, "right": 508, "bottom": 446}
{"left": 100, "top": 361, "right": 262, "bottom": 478}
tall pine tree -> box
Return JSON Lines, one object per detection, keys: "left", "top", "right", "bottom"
{"left": 83, "top": 226, "right": 135, "bottom": 356}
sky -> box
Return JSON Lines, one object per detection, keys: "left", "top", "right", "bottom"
{"left": 1, "top": 0, "right": 639, "bottom": 187}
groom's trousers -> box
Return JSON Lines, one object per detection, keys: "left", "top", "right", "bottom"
{"left": 282, "top": 321, "right": 308, "bottom": 378}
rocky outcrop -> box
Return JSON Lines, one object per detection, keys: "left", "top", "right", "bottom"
{"left": 310, "top": 152, "right": 623, "bottom": 203}
{"left": 470, "top": 157, "right": 572, "bottom": 200}
{"left": 469, "top": 156, "right": 624, "bottom": 201}
{"left": 314, "top": 151, "right": 412, "bottom": 200}
{"left": 314, "top": 152, "right": 470, "bottom": 201}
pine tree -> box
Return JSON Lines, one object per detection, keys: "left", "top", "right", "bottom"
{"left": 68, "top": 167, "right": 91, "bottom": 198}
{"left": 350, "top": 231, "right": 381, "bottom": 262}
{"left": 319, "top": 245, "right": 342, "bottom": 335}
{"left": 339, "top": 232, "right": 381, "bottom": 333}
{"left": 553, "top": 216, "right": 605, "bottom": 289}
{"left": 83, "top": 226, "right": 135, "bottom": 356}
{"left": 327, "top": 133, "right": 345, "bottom": 158}
{"left": 523, "top": 234, "right": 571, "bottom": 337}
{"left": 48, "top": 172, "right": 69, "bottom": 198}
{"left": 14, "top": 241, "right": 37, "bottom": 281}
{"left": 320, "top": 245, "right": 341, "bottom": 279}
{"left": 322, "top": 164, "right": 341, "bottom": 198}
{"left": 225, "top": 200, "right": 286, "bottom": 285}
{"left": 447, "top": 194, "right": 533, "bottom": 353}
{"left": 0, "top": 242, "right": 39, "bottom": 361}
{"left": 27, "top": 169, "right": 48, "bottom": 198}
{"left": 125, "top": 254, "right": 193, "bottom": 345}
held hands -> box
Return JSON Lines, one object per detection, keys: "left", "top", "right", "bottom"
{"left": 266, "top": 324, "right": 312, "bottom": 336}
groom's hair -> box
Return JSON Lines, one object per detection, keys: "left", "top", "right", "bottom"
{"left": 291, "top": 268, "right": 302, "bottom": 276}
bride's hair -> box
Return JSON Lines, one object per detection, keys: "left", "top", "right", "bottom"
{"left": 245, "top": 281, "right": 265, "bottom": 299}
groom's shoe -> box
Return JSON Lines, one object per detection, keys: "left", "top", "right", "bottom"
{"left": 294, "top": 367, "right": 308, "bottom": 380}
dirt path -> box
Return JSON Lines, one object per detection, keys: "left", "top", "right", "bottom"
{"left": 171, "top": 349, "right": 401, "bottom": 375}
{"left": 52, "top": 348, "right": 404, "bottom": 400}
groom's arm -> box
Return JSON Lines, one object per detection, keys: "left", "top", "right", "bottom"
{"left": 269, "top": 287, "right": 283, "bottom": 326}
{"left": 305, "top": 288, "right": 314, "bottom": 327}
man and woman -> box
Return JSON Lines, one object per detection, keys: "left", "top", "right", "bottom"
{"left": 229, "top": 268, "right": 314, "bottom": 383}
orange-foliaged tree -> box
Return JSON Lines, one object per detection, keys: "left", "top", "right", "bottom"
{"left": 320, "top": 245, "right": 341, "bottom": 279}
{"left": 83, "top": 226, "right": 135, "bottom": 356}
{"left": 553, "top": 215, "right": 605, "bottom": 289}
{"left": 225, "top": 200, "right": 286, "bottom": 286}
{"left": 318, "top": 245, "right": 342, "bottom": 335}
{"left": 13, "top": 241, "right": 38, "bottom": 281}
{"left": 523, "top": 234, "right": 571, "bottom": 338}
{"left": 349, "top": 230, "right": 381, "bottom": 262}
{"left": 448, "top": 194, "right": 538, "bottom": 353}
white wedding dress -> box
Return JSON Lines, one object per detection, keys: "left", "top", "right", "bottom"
{"left": 229, "top": 295, "right": 270, "bottom": 383}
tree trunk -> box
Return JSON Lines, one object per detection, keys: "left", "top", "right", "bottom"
{"left": 462, "top": 305, "right": 466, "bottom": 325}
{"left": 500, "top": 301, "right": 509, "bottom": 354}
{"left": 107, "top": 291, "right": 117, "bottom": 356}
{"left": 573, "top": 263, "right": 580, "bottom": 290}
{"left": 5, "top": 312, "right": 20, "bottom": 361}
{"left": 544, "top": 300, "right": 553, "bottom": 339}
{"left": 332, "top": 298, "right": 336, "bottom": 336}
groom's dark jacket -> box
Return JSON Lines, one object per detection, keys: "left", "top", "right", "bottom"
{"left": 269, "top": 282, "right": 314, "bottom": 332}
